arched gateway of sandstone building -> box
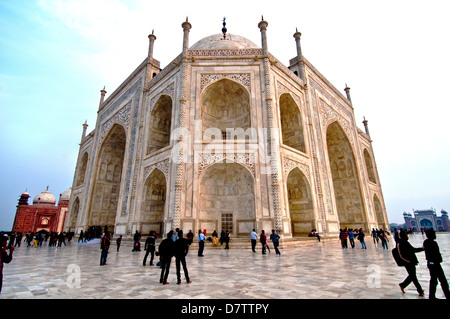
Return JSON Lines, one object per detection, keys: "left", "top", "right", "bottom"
{"left": 65, "top": 18, "right": 389, "bottom": 239}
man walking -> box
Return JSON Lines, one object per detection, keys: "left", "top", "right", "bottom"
{"left": 250, "top": 229, "right": 257, "bottom": 252}
{"left": 270, "top": 229, "right": 281, "bottom": 256}
{"left": 423, "top": 229, "right": 450, "bottom": 299}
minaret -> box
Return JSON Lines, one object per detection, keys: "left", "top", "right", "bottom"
{"left": 258, "top": 16, "right": 269, "bottom": 54}
{"left": 293, "top": 28, "right": 305, "bottom": 80}
{"left": 181, "top": 17, "right": 192, "bottom": 54}
{"left": 146, "top": 30, "right": 160, "bottom": 83}
{"left": 148, "top": 30, "right": 156, "bottom": 59}
{"left": 344, "top": 84, "right": 352, "bottom": 104}
{"left": 258, "top": 16, "right": 283, "bottom": 233}
{"left": 99, "top": 86, "right": 107, "bottom": 108}
{"left": 362, "top": 116, "right": 371, "bottom": 139}
{"left": 81, "top": 120, "right": 88, "bottom": 140}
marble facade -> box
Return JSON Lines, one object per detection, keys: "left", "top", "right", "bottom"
{"left": 65, "top": 18, "right": 388, "bottom": 239}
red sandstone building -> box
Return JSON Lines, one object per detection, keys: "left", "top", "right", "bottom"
{"left": 12, "top": 187, "right": 71, "bottom": 233}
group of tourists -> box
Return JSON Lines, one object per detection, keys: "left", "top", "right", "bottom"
{"left": 2, "top": 225, "right": 449, "bottom": 299}
{"left": 393, "top": 228, "right": 449, "bottom": 299}
{"left": 338, "top": 228, "right": 391, "bottom": 250}
{"left": 6, "top": 231, "right": 73, "bottom": 248}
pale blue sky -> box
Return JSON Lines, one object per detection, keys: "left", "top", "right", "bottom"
{"left": 1, "top": 0, "right": 449, "bottom": 230}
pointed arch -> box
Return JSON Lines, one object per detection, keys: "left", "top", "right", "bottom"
{"left": 140, "top": 168, "right": 166, "bottom": 236}
{"left": 279, "top": 93, "right": 305, "bottom": 152}
{"left": 147, "top": 94, "right": 172, "bottom": 155}
{"left": 88, "top": 124, "right": 126, "bottom": 233}
{"left": 76, "top": 152, "right": 88, "bottom": 187}
{"left": 373, "top": 194, "right": 385, "bottom": 226}
{"left": 199, "top": 162, "right": 255, "bottom": 237}
{"left": 326, "top": 121, "right": 365, "bottom": 229}
{"left": 364, "top": 149, "right": 377, "bottom": 183}
{"left": 287, "top": 167, "right": 314, "bottom": 236}
{"left": 67, "top": 197, "right": 80, "bottom": 232}
{"left": 201, "top": 78, "right": 250, "bottom": 139}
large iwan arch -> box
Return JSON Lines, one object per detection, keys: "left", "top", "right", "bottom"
{"left": 287, "top": 167, "right": 314, "bottom": 236}
{"left": 87, "top": 124, "right": 126, "bottom": 233}
{"left": 199, "top": 162, "right": 255, "bottom": 237}
{"left": 140, "top": 168, "right": 166, "bottom": 236}
{"left": 201, "top": 79, "right": 250, "bottom": 139}
{"left": 326, "top": 121, "right": 365, "bottom": 229}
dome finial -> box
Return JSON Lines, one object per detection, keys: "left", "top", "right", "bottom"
{"left": 222, "top": 17, "right": 227, "bottom": 39}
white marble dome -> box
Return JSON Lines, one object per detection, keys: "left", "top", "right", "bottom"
{"left": 33, "top": 188, "right": 56, "bottom": 205}
{"left": 190, "top": 34, "right": 259, "bottom": 50}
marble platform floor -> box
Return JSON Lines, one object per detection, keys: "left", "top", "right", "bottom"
{"left": 1, "top": 232, "right": 449, "bottom": 299}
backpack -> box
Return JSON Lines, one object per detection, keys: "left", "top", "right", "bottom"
{"left": 392, "top": 244, "right": 407, "bottom": 266}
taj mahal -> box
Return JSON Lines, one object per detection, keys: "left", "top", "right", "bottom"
{"left": 64, "top": 17, "right": 388, "bottom": 239}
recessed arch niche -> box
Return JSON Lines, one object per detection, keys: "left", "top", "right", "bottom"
{"left": 76, "top": 152, "right": 88, "bottom": 187}
{"left": 147, "top": 95, "right": 172, "bottom": 155}
{"left": 140, "top": 168, "right": 166, "bottom": 236}
{"left": 201, "top": 79, "right": 250, "bottom": 139}
{"left": 287, "top": 167, "right": 314, "bottom": 236}
{"left": 279, "top": 93, "right": 305, "bottom": 152}
{"left": 88, "top": 124, "right": 126, "bottom": 233}
{"left": 199, "top": 162, "right": 255, "bottom": 237}
{"left": 67, "top": 197, "right": 80, "bottom": 232}
{"left": 326, "top": 121, "right": 365, "bottom": 229}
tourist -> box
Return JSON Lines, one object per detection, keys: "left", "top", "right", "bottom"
{"left": 358, "top": 228, "right": 367, "bottom": 249}
{"left": 197, "top": 229, "right": 205, "bottom": 257}
{"left": 143, "top": 231, "right": 156, "bottom": 266}
{"left": 132, "top": 230, "right": 141, "bottom": 252}
{"left": 340, "top": 228, "right": 348, "bottom": 249}
{"left": 0, "top": 234, "right": 14, "bottom": 294}
{"left": 116, "top": 235, "right": 122, "bottom": 252}
{"left": 393, "top": 228, "right": 400, "bottom": 244}
{"left": 224, "top": 230, "right": 230, "bottom": 250}
{"left": 100, "top": 232, "right": 110, "bottom": 266}
{"left": 14, "top": 232, "right": 23, "bottom": 247}
{"left": 250, "top": 229, "right": 257, "bottom": 252}
{"left": 379, "top": 230, "right": 389, "bottom": 250}
{"left": 372, "top": 228, "right": 378, "bottom": 244}
{"left": 348, "top": 229, "right": 355, "bottom": 249}
{"left": 78, "top": 230, "right": 84, "bottom": 243}
{"left": 260, "top": 230, "right": 267, "bottom": 254}
{"left": 175, "top": 230, "right": 191, "bottom": 284}
{"left": 398, "top": 230, "right": 425, "bottom": 297}
{"left": 219, "top": 230, "right": 225, "bottom": 245}
{"left": 212, "top": 230, "right": 219, "bottom": 246}
{"left": 423, "top": 229, "right": 450, "bottom": 299}
{"left": 159, "top": 231, "right": 175, "bottom": 285}
{"left": 186, "top": 230, "right": 194, "bottom": 246}
{"left": 270, "top": 229, "right": 281, "bottom": 256}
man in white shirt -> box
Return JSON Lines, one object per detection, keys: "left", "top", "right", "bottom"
{"left": 198, "top": 230, "right": 205, "bottom": 257}
{"left": 250, "top": 229, "right": 258, "bottom": 252}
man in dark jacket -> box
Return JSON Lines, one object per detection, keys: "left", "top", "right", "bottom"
{"left": 143, "top": 231, "right": 156, "bottom": 266}
{"left": 423, "top": 229, "right": 450, "bottom": 299}
{"left": 398, "top": 230, "right": 424, "bottom": 296}
{"left": 174, "top": 230, "right": 191, "bottom": 285}
{"left": 0, "top": 234, "right": 14, "bottom": 294}
{"left": 100, "top": 232, "right": 110, "bottom": 266}
{"left": 158, "top": 231, "right": 175, "bottom": 285}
